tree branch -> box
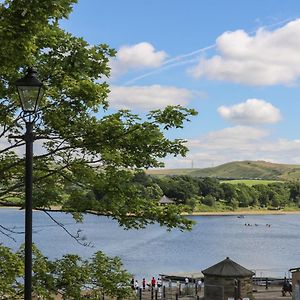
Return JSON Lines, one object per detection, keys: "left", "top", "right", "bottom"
{"left": 0, "top": 139, "right": 25, "bottom": 155}
{"left": 41, "top": 210, "right": 93, "bottom": 247}
{"left": 0, "top": 224, "right": 24, "bottom": 242}
{"left": 0, "top": 163, "right": 71, "bottom": 198}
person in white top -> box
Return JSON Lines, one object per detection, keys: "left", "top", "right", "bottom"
{"left": 134, "top": 280, "right": 139, "bottom": 292}
{"left": 197, "top": 278, "right": 204, "bottom": 293}
{"left": 157, "top": 277, "right": 162, "bottom": 288}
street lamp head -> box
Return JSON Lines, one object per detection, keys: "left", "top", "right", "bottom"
{"left": 15, "top": 68, "right": 44, "bottom": 114}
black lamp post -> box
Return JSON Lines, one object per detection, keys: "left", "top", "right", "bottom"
{"left": 15, "top": 68, "right": 44, "bottom": 300}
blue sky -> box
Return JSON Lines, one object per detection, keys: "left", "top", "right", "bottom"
{"left": 61, "top": 0, "right": 300, "bottom": 168}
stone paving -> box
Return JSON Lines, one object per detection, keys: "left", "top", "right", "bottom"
{"left": 253, "top": 285, "right": 292, "bottom": 300}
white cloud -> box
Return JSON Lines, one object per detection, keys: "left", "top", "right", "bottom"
{"left": 218, "top": 99, "right": 282, "bottom": 125}
{"left": 110, "top": 42, "right": 167, "bottom": 77}
{"left": 188, "top": 126, "right": 269, "bottom": 150}
{"left": 109, "top": 85, "right": 193, "bottom": 110}
{"left": 0, "top": 134, "right": 46, "bottom": 157}
{"left": 190, "top": 19, "right": 300, "bottom": 86}
{"left": 163, "top": 126, "right": 300, "bottom": 168}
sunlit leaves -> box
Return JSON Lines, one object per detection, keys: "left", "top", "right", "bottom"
{"left": 0, "top": 244, "right": 133, "bottom": 299}
{"left": 0, "top": 244, "right": 23, "bottom": 299}
{"left": 0, "top": 1, "right": 196, "bottom": 233}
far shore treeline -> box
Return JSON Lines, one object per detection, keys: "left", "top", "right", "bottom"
{"left": 141, "top": 173, "right": 300, "bottom": 212}
{"left": 3, "top": 171, "right": 300, "bottom": 212}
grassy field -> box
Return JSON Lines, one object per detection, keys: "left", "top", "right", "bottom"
{"left": 145, "top": 168, "right": 196, "bottom": 177}
{"left": 189, "top": 202, "right": 300, "bottom": 214}
{"left": 220, "top": 179, "right": 282, "bottom": 186}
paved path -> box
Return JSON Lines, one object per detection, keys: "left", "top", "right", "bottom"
{"left": 253, "top": 285, "right": 292, "bottom": 300}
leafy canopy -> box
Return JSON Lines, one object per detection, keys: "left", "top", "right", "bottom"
{"left": 0, "top": 0, "right": 197, "bottom": 230}
{"left": 0, "top": 244, "right": 133, "bottom": 299}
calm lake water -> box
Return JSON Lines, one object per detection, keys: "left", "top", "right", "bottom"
{"left": 1, "top": 209, "right": 299, "bottom": 280}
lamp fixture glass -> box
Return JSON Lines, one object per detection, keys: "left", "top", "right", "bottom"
{"left": 15, "top": 68, "right": 44, "bottom": 114}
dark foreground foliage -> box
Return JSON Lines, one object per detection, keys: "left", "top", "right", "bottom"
{"left": 0, "top": 244, "right": 133, "bottom": 300}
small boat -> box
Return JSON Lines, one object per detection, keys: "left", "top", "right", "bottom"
{"left": 237, "top": 215, "right": 245, "bottom": 219}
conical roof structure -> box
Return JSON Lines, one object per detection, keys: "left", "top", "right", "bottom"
{"left": 158, "top": 195, "right": 175, "bottom": 204}
{"left": 202, "top": 257, "right": 255, "bottom": 277}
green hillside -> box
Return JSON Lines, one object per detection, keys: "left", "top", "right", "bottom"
{"left": 146, "top": 160, "right": 300, "bottom": 180}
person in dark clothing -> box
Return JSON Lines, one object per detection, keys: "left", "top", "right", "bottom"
{"left": 282, "top": 277, "right": 292, "bottom": 296}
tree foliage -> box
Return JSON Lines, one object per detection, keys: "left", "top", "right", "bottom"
{"left": 159, "top": 175, "right": 199, "bottom": 204}
{"left": 0, "top": 244, "right": 23, "bottom": 299}
{"left": 150, "top": 175, "right": 300, "bottom": 210}
{"left": 0, "top": 244, "right": 133, "bottom": 299}
{"left": 0, "top": 0, "right": 197, "bottom": 231}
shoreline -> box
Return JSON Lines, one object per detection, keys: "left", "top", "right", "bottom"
{"left": 186, "top": 210, "right": 300, "bottom": 216}
{"left": 2, "top": 206, "right": 300, "bottom": 216}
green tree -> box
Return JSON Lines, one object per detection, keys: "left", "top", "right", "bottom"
{"left": 161, "top": 176, "right": 198, "bottom": 204}
{"left": 220, "top": 183, "right": 237, "bottom": 204}
{"left": 0, "top": 244, "right": 23, "bottom": 299}
{"left": 287, "top": 181, "right": 300, "bottom": 203}
{"left": 230, "top": 198, "right": 239, "bottom": 210}
{"left": 253, "top": 184, "right": 270, "bottom": 207}
{"left": 235, "top": 184, "right": 258, "bottom": 208}
{"left": 267, "top": 183, "right": 289, "bottom": 208}
{"left": 17, "top": 245, "right": 55, "bottom": 299}
{"left": 202, "top": 194, "right": 216, "bottom": 207}
{"left": 198, "top": 178, "right": 224, "bottom": 200}
{"left": 0, "top": 0, "right": 196, "bottom": 227}
{"left": 89, "top": 251, "right": 132, "bottom": 300}
{"left": 54, "top": 254, "right": 90, "bottom": 299}
{"left": 132, "top": 172, "right": 164, "bottom": 201}
{"left": 0, "top": 244, "right": 133, "bottom": 299}
{"left": 185, "top": 196, "right": 198, "bottom": 212}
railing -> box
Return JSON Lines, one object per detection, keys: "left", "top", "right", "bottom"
{"left": 134, "top": 285, "right": 203, "bottom": 300}
{"left": 100, "top": 277, "right": 290, "bottom": 299}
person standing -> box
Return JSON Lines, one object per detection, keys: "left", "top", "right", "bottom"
{"left": 142, "top": 278, "right": 146, "bottom": 290}
{"left": 185, "top": 277, "right": 189, "bottom": 286}
{"left": 157, "top": 277, "right": 162, "bottom": 288}
{"left": 151, "top": 277, "right": 156, "bottom": 288}
{"left": 197, "top": 278, "right": 204, "bottom": 294}
{"left": 185, "top": 277, "right": 189, "bottom": 294}
{"left": 134, "top": 279, "right": 139, "bottom": 293}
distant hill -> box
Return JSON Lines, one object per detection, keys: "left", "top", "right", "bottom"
{"left": 146, "top": 160, "right": 300, "bottom": 180}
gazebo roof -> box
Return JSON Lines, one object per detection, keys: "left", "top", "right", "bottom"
{"left": 290, "top": 267, "right": 300, "bottom": 272}
{"left": 202, "top": 257, "right": 255, "bottom": 277}
{"left": 158, "top": 195, "right": 175, "bottom": 204}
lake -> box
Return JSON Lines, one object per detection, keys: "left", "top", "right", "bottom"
{"left": 1, "top": 209, "right": 299, "bottom": 280}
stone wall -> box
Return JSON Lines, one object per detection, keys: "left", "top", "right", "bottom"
{"left": 204, "top": 275, "right": 253, "bottom": 300}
